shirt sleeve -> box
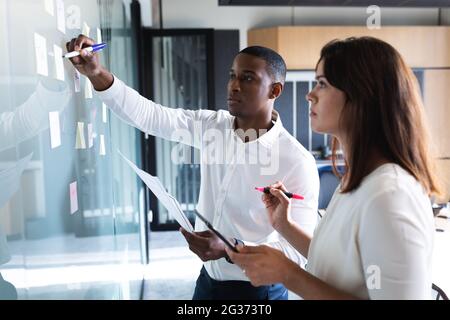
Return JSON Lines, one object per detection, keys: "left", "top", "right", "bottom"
{"left": 358, "top": 188, "right": 434, "bottom": 299}
{"left": 94, "top": 75, "right": 216, "bottom": 149}
{"left": 245, "top": 160, "right": 320, "bottom": 268}
{"left": 0, "top": 80, "right": 71, "bottom": 151}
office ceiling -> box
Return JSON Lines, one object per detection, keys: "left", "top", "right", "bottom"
{"left": 218, "top": 0, "right": 450, "bottom": 7}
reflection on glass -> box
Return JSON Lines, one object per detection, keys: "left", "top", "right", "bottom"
{"left": 1, "top": 0, "right": 143, "bottom": 299}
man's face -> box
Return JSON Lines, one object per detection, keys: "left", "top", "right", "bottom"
{"left": 227, "top": 53, "right": 274, "bottom": 118}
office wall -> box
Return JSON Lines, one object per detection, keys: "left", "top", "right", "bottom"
{"left": 424, "top": 69, "right": 450, "bottom": 202}
{"left": 161, "top": 0, "right": 440, "bottom": 49}
{"left": 0, "top": 0, "right": 145, "bottom": 299}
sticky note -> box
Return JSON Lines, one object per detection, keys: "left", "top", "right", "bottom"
{"left": 75, "top": 122, "right": 86, "bottom": 149}
{"left": 82, "top": 22, "right": 90, "bottom": 38}
{"left": 34, "top": 33, "right": 48, "bottom": 76}
{"left": 99, "top": 134, "right": 106, "bottom": 156}
{"left": 56, "top": 0, "right": 65, "bottom": 34}
{"left": 66, "top": 5, "right": 81, "bottom": 29}
{"left": 74, "top": 69, "right": 81, "bottom": 92}
{"left": 97, "top": 28, "right": 102, "bottom": 43}
{"left": 87, "top": 123, "right": 94, "bottom": 148}
{"left": 44, "top": 0, "right": 54, "bottom": 16}
{"left": 69, "top": 181, "right": 78, "bottom": 214}
{"left": 85, "top": 78, "right": 93, "bottom": 99}
{"left": 53, "top": 45, "right": 64, "bottom": 81}
{"left": 102, "top": 103, "right": 107, "bottom": 123}
{"left": 48, "top": 111, "right": 61, "bottom": 149}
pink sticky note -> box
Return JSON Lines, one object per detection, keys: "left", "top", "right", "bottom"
{"left": 87, "top": 123, "right": 93, "bottom": 148}
{"left": 69, "top": 181, "right": 78, "bottom": 214}
{"left": 91, "top": 107, "right": 97, "bottom": 121}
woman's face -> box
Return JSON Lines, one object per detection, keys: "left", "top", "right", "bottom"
{"left": 306, "top": 60, "right": 347, "bottom": 138}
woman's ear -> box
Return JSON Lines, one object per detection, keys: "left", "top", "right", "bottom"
{"left": 270, "top": 82, "right": 283, "bottom": 99}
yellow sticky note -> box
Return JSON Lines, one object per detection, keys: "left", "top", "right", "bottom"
{"left": 44, "top": 0, "right": 54, "bottom": 16}
{"left": 82, "top": 21, "right": 90, "bottom": 38}
{"left": 75, "top": 122, "right": 86, "bottom": 149}
{"left": 97, "top": 28, "right": 102, "bottom": 43}
{"left": 85, "top": 78, "right": 93, "bottom": 99}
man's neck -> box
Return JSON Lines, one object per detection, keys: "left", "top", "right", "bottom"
{"left": 234, "top": 111, "right": 274, "bottom": 141}
{"left": 235, "top": 112, "right": 273, "bottom": 131}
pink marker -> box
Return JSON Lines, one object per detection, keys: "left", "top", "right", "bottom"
{"left": 255, "top": 187, "right": 304, "bottom": 200}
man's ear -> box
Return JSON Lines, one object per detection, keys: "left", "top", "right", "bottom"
{"left": 270, "top": 82, "right": 283, "bottom": 99}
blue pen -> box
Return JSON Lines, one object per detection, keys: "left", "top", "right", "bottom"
{"left": 63, "top": 43, "right": 107, "bottom": 59}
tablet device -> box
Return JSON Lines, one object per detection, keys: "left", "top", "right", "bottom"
{"left": 193, "top": 210, "right": 238, "bottom": 253}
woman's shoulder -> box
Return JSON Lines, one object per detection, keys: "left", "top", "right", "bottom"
{"left": 357, "top": 163, "right": 433, "bottom": 224}
{"left": 359, "top": 163, "right": 423, "bottom": 197}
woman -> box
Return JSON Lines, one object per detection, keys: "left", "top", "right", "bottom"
{"left": 226, "top": 36, "right": 442, "bottom": 299}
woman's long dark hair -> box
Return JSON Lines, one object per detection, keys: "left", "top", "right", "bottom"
{"left": 319, "top": 37, "right": 442, "bottom": 196}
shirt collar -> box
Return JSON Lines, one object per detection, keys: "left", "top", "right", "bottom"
{"left": 231, "top": 110, "right": 283, "bottom": 148}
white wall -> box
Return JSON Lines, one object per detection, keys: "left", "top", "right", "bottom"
{"left": 161, "top": 0, "right": 440, "bottom": 49}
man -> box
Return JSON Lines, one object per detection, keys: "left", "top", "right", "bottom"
{"left": 66, "top": 35, "right": 319, "bottom": 300}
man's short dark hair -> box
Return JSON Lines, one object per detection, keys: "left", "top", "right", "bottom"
{"left": 239, "top": 46, "right": 287, "bottom": 84}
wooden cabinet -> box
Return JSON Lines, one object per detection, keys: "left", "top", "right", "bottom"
{"left": 248, "top": 26, "right": 450, "bottom": 69}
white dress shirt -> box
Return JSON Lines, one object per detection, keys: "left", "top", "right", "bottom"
{"left": 307, "top": 164, "right": 434, "bottom": 299}
{"left": 95, "top": 76, "right": 319, "bottom": 281}
{"left": 0, "top": 80, "right": 70, "bottom": 151}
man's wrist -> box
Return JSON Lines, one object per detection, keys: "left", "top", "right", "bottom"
{"left": 89, "top": 67, "right": 114, "bottom": 91}
{"left": 224, "top": 238, "right": 243, "bottom": 264}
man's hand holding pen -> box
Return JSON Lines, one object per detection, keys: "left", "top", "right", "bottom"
{"left": 66, "top": 34, "right": 113, "bottom": 91}
{"left": 66, "top": 35, "right": 102, "bottom": 77}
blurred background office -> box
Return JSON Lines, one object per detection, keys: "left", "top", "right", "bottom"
{"left": 0, "top": 0, "right": 449, "bottom": 300}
